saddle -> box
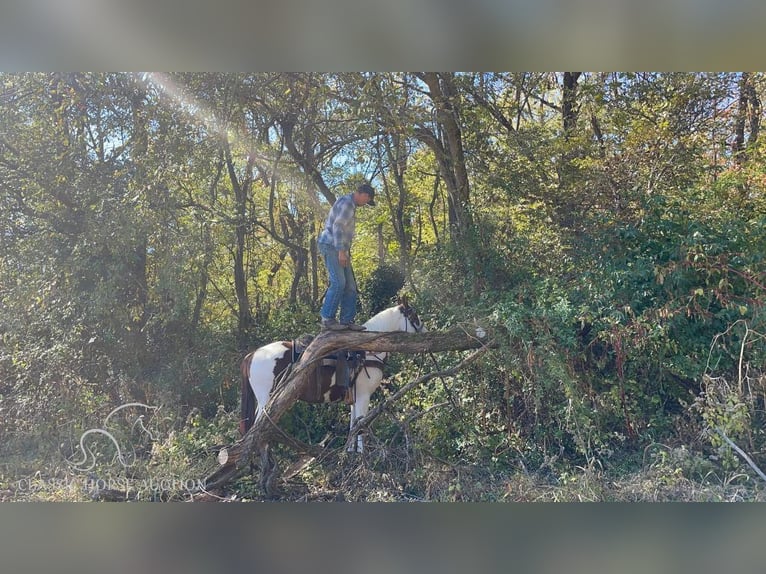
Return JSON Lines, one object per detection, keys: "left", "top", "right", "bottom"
{"left": 290, "top": 334, "right": 367, "bottom": 404}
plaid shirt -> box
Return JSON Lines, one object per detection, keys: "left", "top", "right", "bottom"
{"left": 318, "top": 193, "right": 356, "bottom": 252}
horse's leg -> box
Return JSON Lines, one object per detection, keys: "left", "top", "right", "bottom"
{"left": 348, "top": 400, "right": 360, "bottom": 453}
{"left": 348, "top": 400, "right": 367, "bottom": 453}
{"left": 258, "top": 441, "right": 280, "bottom": 497}
{"left": 348, "top": 370, "right": 381, "bottom": 453}
{"left": 250, "top": 355, "right": 277, "bottom": 424}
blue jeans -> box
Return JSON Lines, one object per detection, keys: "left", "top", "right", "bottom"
{"left": 319, "top": 241, "right": 358, "bottom": 324}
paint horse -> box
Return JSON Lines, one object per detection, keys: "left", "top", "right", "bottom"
{"left": 240, "top": 298, "right": 425, "bottom": 452}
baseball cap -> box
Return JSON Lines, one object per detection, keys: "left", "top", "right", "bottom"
{"left": 357, "top": 182, "right": 376, "bottom": 206}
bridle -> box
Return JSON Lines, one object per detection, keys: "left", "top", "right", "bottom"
{"left": 401, "top": 305, "right": 424, "bottom": 333}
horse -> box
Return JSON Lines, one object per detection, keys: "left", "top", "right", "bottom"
{"left": 239, "top": 298, "right": 426, "bottom": 452}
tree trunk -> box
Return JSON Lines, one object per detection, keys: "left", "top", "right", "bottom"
{"left": 378, "top": 131, "right": 411, "bottom": 270}
{"left": 288, "top": 247, "right": 307, "bottom": 305}
{"left": 417, "top": 72, "right": 472, "bottom": 240}
{"left": 557, "top": 72, "right": 583, "bottom": 231}
{"left": 310, "top": 232, "right": 319, "bottom": 305}
{"left": 125, "top": 85, "right": 150, "bottom": 401}
{"left": 562, "top": 72, "right": 582, "bottom": 139}
{"left": 733, "top": 72, "right": 761, "bottom": 168}
{"left": 225, "top": 137, "right": 256, "bottom": 351}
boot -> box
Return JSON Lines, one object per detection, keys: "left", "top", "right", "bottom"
{"left": 321, "top": 317, "right": 348, "bottom": 331}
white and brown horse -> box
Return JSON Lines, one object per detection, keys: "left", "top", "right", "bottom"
{"left": 240, "top": 299, "right": 425, "bottom": 452}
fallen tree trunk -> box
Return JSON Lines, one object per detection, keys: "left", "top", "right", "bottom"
{"left": 191, "top": 324, "right": 504, "bottom": 499}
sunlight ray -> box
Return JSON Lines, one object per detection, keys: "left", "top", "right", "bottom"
{"left": 141, "top": 72, "right": 230, "bottom": 141}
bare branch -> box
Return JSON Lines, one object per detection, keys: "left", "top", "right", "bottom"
{"left": 714, "top": 428, "right": 766, "bottom": 483}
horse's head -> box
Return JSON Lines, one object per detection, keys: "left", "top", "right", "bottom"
{"left": 398, "top": 296, "right": 426, "bottom": 333}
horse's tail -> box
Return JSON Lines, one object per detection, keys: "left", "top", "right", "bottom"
{"left": 240, "top": 352, "right": 256, "bottom": 436}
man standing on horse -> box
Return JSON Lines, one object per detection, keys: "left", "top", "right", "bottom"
{"left": 318, "top": 181, "right": 376, "bottom": 331}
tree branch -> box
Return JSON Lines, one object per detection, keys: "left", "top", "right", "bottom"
{"left": 715, "top": 428, "right": 766, "bottom": 483}
{"left": 345, "top": 344, "right": 492, "bottom": 449}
